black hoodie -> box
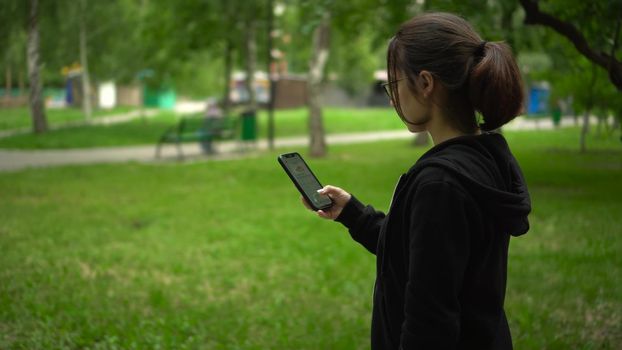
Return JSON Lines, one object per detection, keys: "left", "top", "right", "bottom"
{"left": 335, "top": 132, "right": 531, "bottom": 350}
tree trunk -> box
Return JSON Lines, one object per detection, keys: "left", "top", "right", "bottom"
{"left": 612, "top": 115, "right": 620, "bottom": 138}
{"left": 580, "top": 65, "right": 598, "bottom": 152}
{"left": 18, "top": 68, "right": 25, "bottom": 96}
{"left": 27, "top": 0, "right": 48, "bottom": 133}
{"left": 580, "top": 109, "right": 590, "bottom": 152}
{"left": 266, "top": 0, "right": 275, "bottom": 150}
{"left": 244, "top": 17, "right": 257, "bottom": 112}
{"left": 223, "top": 38, "right": 233, "bottom": 116}
{"left": 4, "top": 66, "right": 11, "bottom": 102}
{"left": 80, "top": 0, "right": 92, "bottom": 122}
{"left": 307, "top": 12, "right": 331, "bottom": 158}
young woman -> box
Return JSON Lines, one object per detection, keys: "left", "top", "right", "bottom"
{"left": 301, "top": 12, "right": 531, "bottom": 349}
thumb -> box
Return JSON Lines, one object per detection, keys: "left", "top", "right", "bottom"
{"left": 318, "top": 185, "right": 340, "bottom": 196}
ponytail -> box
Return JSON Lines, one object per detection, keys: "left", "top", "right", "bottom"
{"left": 469, "top": 41, "right": 524, "bottom": 131}
{"left": 388, "top": 13, "right": 524, "bottom": 132}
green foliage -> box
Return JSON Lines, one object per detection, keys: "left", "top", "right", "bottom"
{"left": 35, "top": 0, "right": 149, "bottom": 85}
{"left": 2, "top": 30, "right": 27, "bottom": 72}
{"left": 140, "top": 0, "right": 272, "bottom": 88}
{"left": 520, "top": 0, "right": 622, "bottom": 94}
{"left": 0, "top": 128, "right": 620, "bottom": 348}
{"left": 140, "top": 0, "right": 221, "bottom": 80}
{"left": 328, "top": 28, "right": 381, "bottom": 96}
{"left": 172, "top": 50, "right": 226, "bottom": 99}
{"left": 287, "top": 0, "right": 419, "bottom": 77}
{"left": 425, "top": 0, "right": 518, "bottom": 44}
{"left": 530, "top": 37, "right": 621, "bottom": 122}
{"left": 3, "top": 0, "right": 620, "bottom": 128}
{"left": 277, "top": 1, "right": 312, "bottom": 74}
{"left": 539, "top": 0, "right": 622, "bottom": 51}
{"left": 0, "top": 0, "right": 27, "bottom": 62}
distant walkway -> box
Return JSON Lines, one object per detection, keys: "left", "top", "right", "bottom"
{"left": 0, "top": 116, "right": 597, "bottom": 172}
{"left": 0, "top": 109, "right": 159, "bottom": 139}
{"left": 0, "top": 130, "right": 417, "bottom": 172}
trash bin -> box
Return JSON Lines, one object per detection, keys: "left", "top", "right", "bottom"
{"left": 241, "top": 110, "right": 257, "bottom": 141}
{"left": 551, "top": 108, "right": 561, "bottom": 127}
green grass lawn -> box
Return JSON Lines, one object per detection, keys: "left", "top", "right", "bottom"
{"left": 255, "top": 107, "right": 404, "bottom": 138}
{"left": 0, "top": 111, "right": 178, "bottom": 149}
{"left": 0, "top": 128, "right": 621, "bottom": 349}
{"left": 0, "top": 107, "right": 402, "bottom": 149}
{"left": 0, "top": 106, "right": 137, "bottom": 131}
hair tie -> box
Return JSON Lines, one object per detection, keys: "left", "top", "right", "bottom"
{"left": 474, "top": 41, "right": 487, "bottom": 57}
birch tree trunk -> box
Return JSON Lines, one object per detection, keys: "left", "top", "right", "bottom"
{"left": 244, "top": 18, "right": 257, "bottom": 112}
{"left": 27, "top": 0, "right": 48, "bottom": 133}
{"left": 18, "top": 69, "right": 25, "bottom": 96}
{"left": 580, "top": 65, "right": 597, "bottom": 152}
{"left": 223, "top": 38, "right": 233, "bottom": 116}
{"left": 307, "top": 12, "right": 330, "bottom": 157}
{"left": 4, "top": 66, "right": 11, "bottom": 102}
{"left": 580, "top": 109, "right": 591, "bottom": 152}
{"left": 266, "top": 0, "right": 275, "bottom": 150}
{"left": 80, "top": 0, "right": 92, "bottom": 122}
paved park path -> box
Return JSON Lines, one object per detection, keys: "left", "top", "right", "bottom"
{"left": 0, "top": 116, "right": 589, "bottom": 172}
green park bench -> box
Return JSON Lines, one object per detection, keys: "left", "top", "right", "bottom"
{"left": 155, "top": 115, "right": 240, "bottom": 160}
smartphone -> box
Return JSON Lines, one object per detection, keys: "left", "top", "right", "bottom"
{"left": 278, "top": 152, "right": 333, "bottom": 211}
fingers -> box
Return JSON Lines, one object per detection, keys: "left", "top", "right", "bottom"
{"left": 302, "top": 197, "right": 334, "bottom": 219}
{"left": 317, "top": 210, "right": 333, "bottom": 220}
{"left": 301, "top": 185, "right": 348, "bottom": 220}
{"left": 318, "top": 185, "right": 349, "bottom": 199}
{"left": 318, "top": 185, "right": 351, "bottom": 205}
{"left": 317, "top": 185, "right": 344, "bottom": 198}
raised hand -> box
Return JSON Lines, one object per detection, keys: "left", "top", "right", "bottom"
{"left": 301, "top": 185, "right": 352, "bottom": 220}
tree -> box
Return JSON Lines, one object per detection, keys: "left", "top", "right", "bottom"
{"left": 35, "top": 0, "right": 149, "bottom": 120}
{"left": 2, "top": 30, "right": 27, "bottom": 103}
{"left": 27, "top": 0, "right": 48, "bottom": 133}
{"left": 307, "top": 11, "right": 331, "bottom": 157}
{"left": 294, "top": 0, "right": 415, "bottom": 157}
{"left": 141, "top": 0, "right": 263, "bottom": 115}
{"left": 517, "top": 0, "right": 622, "bottom": 148}
{"left": 79, "top": 0, "right": 92, "bottom": 121}
{"left": 1, "top": 1, "right": 26, "bottom": 103}
{"left": 532, "top": 37, "right": 620, "bottom": 151}
{"left": 0, "top": 0, "right": 151, "bottom": 131}
{"left": 221, "top": 0, "right": 238, "bottom": 116}
{"left": 244, "top": 4, "right": 259, "bottom": 113}
{"left": 518, "top": 0, "right": 622, "bottom": 91}
{"left": 1, "top": 0, "right": 49, "bottom": 132}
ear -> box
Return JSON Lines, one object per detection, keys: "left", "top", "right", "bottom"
{"left": 418, "top": 70, "right": 434, "bottom": 99}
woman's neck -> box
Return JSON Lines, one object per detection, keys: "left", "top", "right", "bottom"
{"left": 426, "top": 106, "right": 481, "bottom": 145}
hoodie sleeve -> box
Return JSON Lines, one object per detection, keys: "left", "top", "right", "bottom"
{"left": 399, "top": 181, "right": 471, "bottom": 348}
{"left": 335, "top": 195, "right": 386, "bottom": 255}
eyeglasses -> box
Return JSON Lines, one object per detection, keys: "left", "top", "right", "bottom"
{"left": 381, "top": 78, "right": 404, "bottom": 99}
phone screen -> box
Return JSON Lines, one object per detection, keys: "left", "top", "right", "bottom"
{"left": 280, "top": 153, "right": 332, "bottom": 208}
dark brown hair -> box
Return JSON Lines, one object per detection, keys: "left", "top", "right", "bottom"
{"left": 387, "top": 12, "right": 524, "bottom": 132}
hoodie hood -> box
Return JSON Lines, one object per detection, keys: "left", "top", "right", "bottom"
{"left": 408, "top": 132, "right": 531, "bottom": 236}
